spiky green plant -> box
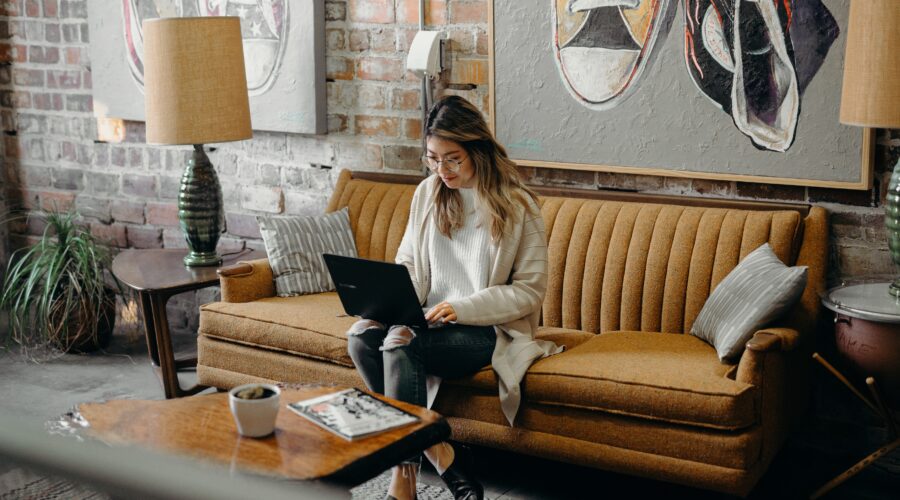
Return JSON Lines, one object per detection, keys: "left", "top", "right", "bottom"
{"left": 0, "top": 210, "right": 119, "bottom": 354}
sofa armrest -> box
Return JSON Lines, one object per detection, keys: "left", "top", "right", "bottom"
{"left": 735, "top": 325, "right": 808, "bottom": 470}
{"left": 736, "top": 327, "right": 799, "bottom": 385}
{"left": 745, "top": 327, "right": 800, "bottom": 353}
{"left": 217, "top": 258, "right": 276, "bottom": 303}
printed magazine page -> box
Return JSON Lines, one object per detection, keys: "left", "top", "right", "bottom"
{"left": 287, "top": 388, "right": 420, "bottom": 440}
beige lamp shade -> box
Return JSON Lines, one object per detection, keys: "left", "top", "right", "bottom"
{"left": 840, "top": 0, "right": 900, "bottom": 128}
{"left": 143, "top": 17, "right": 252, "bottom": 145}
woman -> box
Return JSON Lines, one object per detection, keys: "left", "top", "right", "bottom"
{"left": 346, "top": 96, "right": 562, "bottom": 500}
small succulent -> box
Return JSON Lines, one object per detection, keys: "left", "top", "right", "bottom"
{"left": 235, "top": 386, "right": 268, "bottom": 400}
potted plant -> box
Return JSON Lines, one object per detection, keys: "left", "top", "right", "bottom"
{"left": 0, "top": 210, "right": 119, "bottom": 354}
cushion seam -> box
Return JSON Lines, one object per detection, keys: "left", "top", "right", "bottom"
{"left": 200, "top": 331, "right": 354, "bottom": 368}
{"left": 200, "top": 306, "right": 349, "bottom": 342}
{"left": 526, "top": 371, "right": 753, "bottom": 398}
{"left": 526, "top": 398, "right": 753, "bottom": 431}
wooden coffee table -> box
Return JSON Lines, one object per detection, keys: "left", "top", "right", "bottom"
{"left": 74, "top": 385, "right": 451, "bottom": 485}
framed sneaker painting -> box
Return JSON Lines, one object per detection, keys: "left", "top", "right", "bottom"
{"left": 87, "top": 0, "right": 326, "bottom": 134}
{"left": 490, "top": 0, "right": 873, "bottom": 189}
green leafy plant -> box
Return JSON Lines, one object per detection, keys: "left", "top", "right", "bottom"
{"left": 0, "top": 210, "right": 119, "bottom": 354}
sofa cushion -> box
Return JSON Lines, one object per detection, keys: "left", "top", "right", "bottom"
{"left": 199, "top": 293, "right": 356, "bottom": 367}
{"left": 532, "top": 326, "right": 596, "bottom": 349}
{"left": 258, "top": 208, "right": 358, "bottom": 296}
{"left": 691, "top": 243, "right": 808, "bottom": 361}
{"left": 445, "top": 327, "right": 595, "bottom": 392}
{"left": 327, "top": 174, "right": 417, "bottom": 262}
{"left": 524, "top": 332, "right": 756, "bottom": 430}
{"left": 540, "top": 199, "right": 803, "bottom": 336}
{"left": 433, "top": 387, "right": 763, "bottom": 470}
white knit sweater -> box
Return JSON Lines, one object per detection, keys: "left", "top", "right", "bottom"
{"left": 425, "top": 188, "right": 496, "bottom": 310}
{"left": 396, "top": 175, "right": 563, "bottom": 425}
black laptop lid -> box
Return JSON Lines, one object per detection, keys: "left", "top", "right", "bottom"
{"left": 322, "top": 254, "right": 428, "bottom": 329}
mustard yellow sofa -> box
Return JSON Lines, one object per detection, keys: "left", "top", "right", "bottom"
{"left": 197, "top": 170, "right": 827, "bottom": 496}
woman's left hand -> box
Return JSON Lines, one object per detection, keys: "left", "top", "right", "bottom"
{"left": 425, "top": 301, "right": 457, "bottom": 324}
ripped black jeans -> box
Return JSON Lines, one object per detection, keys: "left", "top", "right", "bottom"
{"left": 346, "top": 321, "right": 496, "bottom": 409}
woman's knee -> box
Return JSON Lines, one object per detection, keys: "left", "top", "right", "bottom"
{"left": 347, "top": 319, "right": 385, "bottom": 336}
{"left": 346, "top": 320, "right": 386, "bottom": 360}
{"left": 380, "top": 326, "right": 416, "bottom": 351}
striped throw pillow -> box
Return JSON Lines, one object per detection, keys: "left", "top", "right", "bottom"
{"left": 691, "top": 243, "right": 807, "bottom": 362}
{"left": 257, "top": 208, "right": 357, "bottom": 296}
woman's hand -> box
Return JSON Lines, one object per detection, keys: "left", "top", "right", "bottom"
{"left": 425, "top": 301, "right": 457, "bottom": 324}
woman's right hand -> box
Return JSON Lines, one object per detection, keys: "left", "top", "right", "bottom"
{"left": 425, "top": 301, "right": 458, "bottom": 324}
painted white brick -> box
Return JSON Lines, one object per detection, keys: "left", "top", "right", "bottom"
{"left": 284, "top": 190, "right": 328, "bottom": 216}
{"left": 287, "top": 136, "right": 336, "bottom": 166}
{"left": 241, "top": 185, "right": 284, "bottom": 213}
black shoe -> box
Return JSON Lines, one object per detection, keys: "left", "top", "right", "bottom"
{"left": 439, "top": 443, "right": 484, "bottom": 500}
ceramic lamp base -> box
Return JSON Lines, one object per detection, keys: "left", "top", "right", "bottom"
{"left": 183, "top": 250, "right": 222, "bottom": 267}
{"left": 886, "top": 160, "right": 900, "bottom": 296}
{"left": 179, "top": 145, "right": 224, "bottom": 267}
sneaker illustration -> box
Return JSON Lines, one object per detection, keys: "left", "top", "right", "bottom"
{"left": 554, "top": 0, "right": 677, "bottom": 110}
{"left": 683, "top": 0, "right": 806, "bottom": 152}
{"left": 198, "top": 0, "right": 288, "bottom": 96}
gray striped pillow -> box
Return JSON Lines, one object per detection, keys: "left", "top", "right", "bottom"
{"left": 257, "top": 208, "right": 357, "bottom": 297}
{"left": 691, "top": 243, "right": 807, "bottom": 362}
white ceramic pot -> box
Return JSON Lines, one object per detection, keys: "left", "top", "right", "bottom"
{"left": 228, "top": 383, "right": 281, "bottom": 438}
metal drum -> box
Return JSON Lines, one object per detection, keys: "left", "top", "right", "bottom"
{"left": 823, "top": 282, "right": 900, "bottom": 408}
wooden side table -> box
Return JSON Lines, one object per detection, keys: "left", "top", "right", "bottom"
{"left": 812, "top": 281, "right": 900, "bottom": 498}
{"left": 112, "top": 248, "right": 261, "bottom": 399}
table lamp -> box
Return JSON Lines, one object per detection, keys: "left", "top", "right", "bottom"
{"left": 143, "top": 17, "right": 252, "bottom": 267}
{"left": 839, "top": 0, "right": 900, "bottom": 295}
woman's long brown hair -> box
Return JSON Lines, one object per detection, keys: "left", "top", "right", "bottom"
{"left": 425, "top": 95, "right": 538, "bottom": 241}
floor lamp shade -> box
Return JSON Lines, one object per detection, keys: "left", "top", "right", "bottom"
{"left": 144, "top": 16, "right": 252, "bottom": 145}
{"left": 839, "top": 0, "right": 900, "bottom": 128}
{"left": 840, "top": 1, "right": 900, "bottom": 296}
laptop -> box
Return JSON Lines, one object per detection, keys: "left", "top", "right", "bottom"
{"left": 322, "top": 253, "right": 429, "bottom": 329}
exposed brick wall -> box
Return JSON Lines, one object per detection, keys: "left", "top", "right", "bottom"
{"left": 0, "top": 0, "right": 896, "bottom": 317}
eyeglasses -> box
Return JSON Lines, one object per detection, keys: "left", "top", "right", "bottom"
{"left": 422, "top": 155, "right": 467, "bottom": 173}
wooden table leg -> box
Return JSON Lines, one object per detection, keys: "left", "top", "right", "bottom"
{"left": 137, "top": 291, "right": 161, "bottom": 367}
{"left": 175, "top": 357, "right": 199, "bottom": 370}
{"left": 147, "top": 292, "right": 207, "bottom": 399}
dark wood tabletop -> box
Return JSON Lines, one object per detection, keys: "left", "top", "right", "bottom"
{"left": 112, "top": 248, "right": 260, "bottom": 293}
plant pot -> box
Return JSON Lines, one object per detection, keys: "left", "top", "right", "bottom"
{"left": 228, "top": 383, "right": 281, "bottom": 438}
{"left": 50, "top": 287, "right": 117, "bottom": 353}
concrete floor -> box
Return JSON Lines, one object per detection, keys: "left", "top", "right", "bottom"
{"left": 0, "top": 330, "right": 897, "bottom": 499}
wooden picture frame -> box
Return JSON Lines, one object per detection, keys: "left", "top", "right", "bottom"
{"left": 488, "top": 1, "right": 873, "bottom": 190}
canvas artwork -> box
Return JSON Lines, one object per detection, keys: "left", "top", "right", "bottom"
{"left": 493, "top": 0, "right": 871, "bottom": 189}
{"left": 88, "top": 0, "right": 325, "bottom": 135}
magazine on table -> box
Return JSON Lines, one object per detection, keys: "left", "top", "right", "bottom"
{"left": 287, "top": 388, "right": 420, "bottom": 440}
